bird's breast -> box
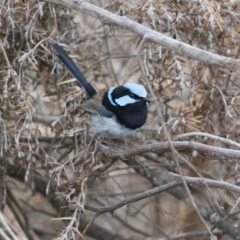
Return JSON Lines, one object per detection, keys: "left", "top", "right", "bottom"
{"left": 89, "top": 115, "right": 137, "bottom": 138}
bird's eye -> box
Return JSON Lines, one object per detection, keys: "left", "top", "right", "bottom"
{"left": 129, "top": 93, "right": 135, "bottom": 98}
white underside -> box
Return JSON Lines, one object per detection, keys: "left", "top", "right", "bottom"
{"left": 89, "top": 115, "right": 137, "bottom": 138}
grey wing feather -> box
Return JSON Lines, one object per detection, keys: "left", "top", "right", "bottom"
{"left": 80, "top": 96, "right": 114, "bottom": 118}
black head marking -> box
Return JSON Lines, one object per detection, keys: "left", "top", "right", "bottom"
{"left": 102, "top": 86, "right": 149, "bottom": 129}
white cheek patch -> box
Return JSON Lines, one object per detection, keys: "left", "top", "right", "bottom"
{"left": 108, "top": 87, "right": 116, "bottom": 106}
{"left": 115, "top": 95, "right": 138, "bottom": 106}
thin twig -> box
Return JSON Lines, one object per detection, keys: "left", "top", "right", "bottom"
{"left": 175, "top": 132, "right": 240, "bottom": 148}
{"left": 85, "top": 180, "right": 181, "bottom": 213}
{"left": 170, "top": 173, "right": 240, "bottom": 193}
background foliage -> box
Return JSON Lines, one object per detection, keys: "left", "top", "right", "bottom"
{"left": 1, "top": 0, "right": 240, "bottom": 239}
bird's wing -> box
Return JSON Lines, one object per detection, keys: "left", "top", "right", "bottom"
{"left": 52, "top": 43, "right": 97, "bottom": 98}
{"left": 80, "top": 96, "right": 114, "bottom": 118}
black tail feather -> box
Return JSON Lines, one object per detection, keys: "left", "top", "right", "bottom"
{"left": 52, "top": 43, "right": 97, "bottom": 97}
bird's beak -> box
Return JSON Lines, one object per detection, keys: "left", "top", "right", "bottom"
{"left": 145, "top": 97, "right": 151, "bottom": 103}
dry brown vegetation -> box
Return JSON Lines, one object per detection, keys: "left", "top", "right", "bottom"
{"left": 1, "top": 0, "right": 240, "bottom": 239}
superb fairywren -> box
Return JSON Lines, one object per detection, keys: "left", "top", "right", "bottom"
{"left": 52, "top": 43, "right": 150, "bottom": 138}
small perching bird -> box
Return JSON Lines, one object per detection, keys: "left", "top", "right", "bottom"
{"left": 52, "top": 43, "right": 150, "bottom": 138}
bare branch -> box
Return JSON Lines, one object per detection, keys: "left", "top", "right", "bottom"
{"left": 85, "top": 180, "right": 181, "bottom": 213}
{"left": 170, "top": 173, "right": 240, "bottom": 194}
{"left": 43, "top": 0, "right": 240, "bottom": 72}
{"left": 103, "top": 141, "right": 240, "bottom": 159}
{"left": 175, "top": 132, "right": 240, "bottom": 148}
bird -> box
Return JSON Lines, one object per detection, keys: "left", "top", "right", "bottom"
{"left": 52, "top": 43, "right": 150, "bottom": 138}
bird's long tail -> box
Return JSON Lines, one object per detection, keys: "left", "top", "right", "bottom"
{"left": 52, "top": 43, "right": 97, "bottom": 98}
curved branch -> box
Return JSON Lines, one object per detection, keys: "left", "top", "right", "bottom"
{"left": 85, "top": 180, "right": 181, "bottom": 213}
{"left": 101, "top": 141, "right": 240, "bottom": 159}
{"left": 170, "top": 173, "right": 240, "bottom": 194}
{"left": 175, "top": 132, "right": 240, "bottom": 148}
{"left": 43, "top": 0, "right": 240, "bottom": 72}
